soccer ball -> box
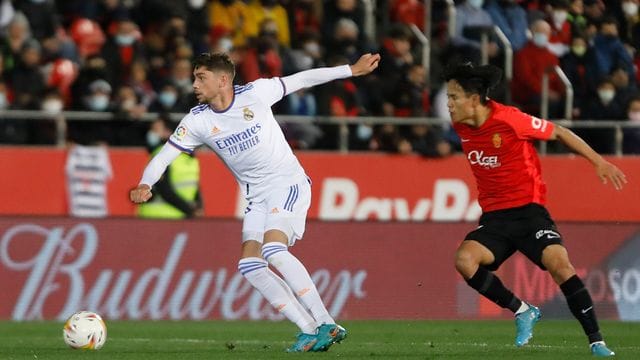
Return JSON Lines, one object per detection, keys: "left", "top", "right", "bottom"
{"left": 62, "top": 311, "right": 107, "bottom": 350}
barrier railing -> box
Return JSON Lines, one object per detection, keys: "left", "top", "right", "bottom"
{"left": 0, "top": 110, "right": 638, "bottom": 155}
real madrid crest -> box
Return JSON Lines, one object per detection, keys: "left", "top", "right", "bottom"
{"left": 243, "top": 107, "right": 254, "bottom": 121}
{"left": 492, "top": 133, "right": 502, "bottom": 148}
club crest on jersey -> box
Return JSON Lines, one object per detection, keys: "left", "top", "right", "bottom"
{"left": 492, "top": 133, "right": 502, "bottom": 148}
{"left": 243, "top": 107, "right": 254, "bottom": 121}
{"left": 175, "top": 125, "right": 187, "bottom": 140}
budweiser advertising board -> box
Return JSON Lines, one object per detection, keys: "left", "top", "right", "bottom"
{"left": 1, "top": 218, "right": 639, "bottom": 321}
{"left": 0, "top": 148, "right": 638, "bottom": 221}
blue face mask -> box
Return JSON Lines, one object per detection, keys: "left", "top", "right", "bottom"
{"left": 115, "top": 34, "right": 135, "bottom": 46}
{"left": 88, "top": 95, "right": 109, "bottom": 111}
{"left": 532, "top": 32, "right": 549, "bottom": 48}
{"left": 158, "top": 91, "right": 177, "bottom": 108}
{"left": 356, "top": 124, "right": 373, "bottom": 140}
{"left": 146, "top": 131, "right": 162, "bottom": 147}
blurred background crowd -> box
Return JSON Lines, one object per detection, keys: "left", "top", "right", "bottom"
{"left": 0, "top": 0, "right": 639, "bottom": 154}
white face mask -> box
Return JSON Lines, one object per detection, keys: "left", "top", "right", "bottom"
{"left": 552, "top": 10, "right": 568, "bottom": 26}
{"left": 356, "top": 124, "right": 373, "bottom": 140}
{"left": 0, "top": 93, "right": 7, "bottom": 110}
{"left": 42, "top": 99, "right": 64, "bottom": 114}
{"left": 532, "top": 32, "right": 549, "bottom": 48}
{"left": 623, "top": 2, "right": 639, "bottom": 16}
{"left": 188, "top": 0, "right": 206, "bottom": 9}
{"left": 598, "top": 89, "right": 615, "bottom": 104}
{"left": 88, "top": 95, "right": 110, "bottom": 111}
{"left": 467, "top": 0, "right": 484, "bottom": 9}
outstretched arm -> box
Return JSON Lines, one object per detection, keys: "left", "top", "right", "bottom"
{"left": 130, "top": 143, "right": 182, "bottom": 203}
{"left": 549, "top": 125, "right": 627, "bottom": 190}
{"left": 281, "top": 53, "right": 380, "bottom": 95}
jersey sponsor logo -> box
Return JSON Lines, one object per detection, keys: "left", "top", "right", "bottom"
{"left": 492, "top": 133, "right": 502, "bottom": 148}
{"left": 214, "top": 124, "right": 262, "bottom": 150}
{"left": 174, "top": 126, "right": 187, "bottom": 140}
{"left": 531, "top": 116, "right": 548, "bottom": 132}
{"left": 535, "top": 229, "right": 560, "bottom": 239}
{"left": 243, "top": 107, "right": 254, "bottom": 121}
{"left": 467, "top": 150, "right": 500, "bottom": 168}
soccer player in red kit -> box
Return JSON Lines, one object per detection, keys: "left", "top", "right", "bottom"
{"left": 446, "top": 63, "right": 626, "bottom": 357}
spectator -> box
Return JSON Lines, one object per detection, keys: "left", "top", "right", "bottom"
{"left": 398, "top": 124, "right": 452, "bottom": 157}
{"left": 485, "top": 0, "right": 529, "bottom": 51}
{"left": 208, "top": 0, "right": 252, "bottom": 49}
{"left": 246, "top": 0, "right": 291, "bottom": 47}
{"left": 0, "top": 12, "right": 31, "bottom": 75}
{"left": 561, "top": 33, "right": 598, "bottom": 118}
{"left": 325, "top": 18, "right": 370, "bottom": 65}
{"left": 0, "top": 0, "right": 15, "bottom": 35}
{"left": 322, "top": 0, "right": 366, "bottom": 44}
{"left": 591, "top": 17, "right": 635, "bottom": 86}
{"left": 619, "top": 0, "right": 640, "bottom": 50}
{"left": 167, "top": 58, "right": 195, "bottom": 106}
{"left": 8, "top": 39, "right": 46, "bottom": 110}
{"left": 239, "top": 19, "right": 284, "bottom": 82}
{"left": 14, "top": 0, "right": 60, "bottom": 41}
{"left": 512, "top": 19, "right": 565, "bottom": 118}
{"left": 583, "top": 0, "right": 606, "bottom": 27}
{"left": 184, "top": 0, "right": 210, "bottom": 55}
{"left": 580, "top": 77, "right": 625, "bottom": 154}
{"left": 68, "top": 79, "right": 115, "bottom": 145}
{"left": 71, "top": 55, "right": 109, "bottom": 110}
{"left": 567, "top": 0, "right": 590, "bottom": 36}
{"left": 547, "top": 0, "right": 572, "bottom": 57}
{"left": 287, "top": 0, "right": 322, "bottom": 47}
{"left": 283, "top": 88, "right": 323, "bottom": 149}
{"left": 383, "top": 63, "right": 429, "bottom": 117}
{"left": 100, "top": 17, "right": 145, "bottom": 88}
{"left": 378, "top": 24, "right": 415, "bottom": 94}
{"left": 69, "top": 18, "right": 106, "bottom": 61}
{"left": 623, "top": 95, "right": 640, "bottom": 154}
{"left": 389, "top": 0, "right": 426, "bottom": 31}
{"left": 451, "top": 0, "right": 500, "bottom": 65}
{"left": 148, "top": 81, "right": 187, "bottom": 113}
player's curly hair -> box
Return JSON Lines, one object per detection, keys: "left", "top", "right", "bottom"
{"left": 193, "top": 52, "right": 236, "bottom": 80}
{"left": 444, "top": 63, "right": 502, "bottom": 104}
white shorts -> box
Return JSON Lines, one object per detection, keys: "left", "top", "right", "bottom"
{"left": 242, "top": 178, "right": 311, "bottom": 246}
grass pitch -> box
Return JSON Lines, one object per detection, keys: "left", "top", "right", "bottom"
{"left": 1, "top": 320, "right": 639, "bottom": 359}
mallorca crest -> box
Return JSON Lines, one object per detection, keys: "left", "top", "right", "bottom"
{"left": 243, "top": 107, "right": 254, "bottom": 121}
{"left": 492, "top": 133, "right": 502, "bottom": 148}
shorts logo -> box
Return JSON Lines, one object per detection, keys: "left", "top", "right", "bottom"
{"left": 492, "top": 133, "right": 502, "bottom": 148}
{"left": 175, "top": 126, "right": 187, "bottom": 140}
{"left": 535, "top": 229, "right": 560, "bottom": 239}
{"left": 270, "top": 207, "right": 279, "bottom": 214}
{"left": 243, "top": 107, "right": 254, "bottom": 121}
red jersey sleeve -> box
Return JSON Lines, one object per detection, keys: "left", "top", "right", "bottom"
{"left": 507, "top": 109, "right": 555, "bottom": 141}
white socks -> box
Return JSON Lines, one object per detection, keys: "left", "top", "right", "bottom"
{"left": 515, "top": 301, "right": 530, "bottom": 315}
{"left": 238, "top": 257, "right": 317, "bottom": 334}
{"left": 262, "top": 243, "right": 336, "bottom": 325}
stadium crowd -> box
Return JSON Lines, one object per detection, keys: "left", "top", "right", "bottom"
{"left": 0, "top": 0, "right": 639, "bottom": 154}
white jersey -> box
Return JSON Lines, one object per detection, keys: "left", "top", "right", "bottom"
{"left": 169, "top": 79, "right": 304, "bottom": 201}
{"left": 140, "top": 65, "right": 352, "bottom": 201}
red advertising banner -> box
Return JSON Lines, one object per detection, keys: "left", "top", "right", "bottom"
{"left": 1, "top": 218, "right": 639, "bottom": 321}
{"left": 0, "top": 147, "right": 638, "bottom": 221}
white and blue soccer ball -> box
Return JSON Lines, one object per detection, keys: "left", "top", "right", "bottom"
{"left": 62, "top": 311, "right": 107, "bottom": 350}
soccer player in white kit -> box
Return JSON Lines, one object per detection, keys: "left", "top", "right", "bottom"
{"left": 130, "top": 52, "right": 380, "bottom": 352}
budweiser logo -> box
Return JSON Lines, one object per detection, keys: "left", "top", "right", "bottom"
{"left": 1, "top": 223, "right": 367, "bottom": 321}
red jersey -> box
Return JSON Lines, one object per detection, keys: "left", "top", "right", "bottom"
{"left": 453, "top": 101, "right": 555, "bottom": 212}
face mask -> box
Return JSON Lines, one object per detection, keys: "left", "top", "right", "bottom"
{"left": 42, "top": 99, "right": 64, "bottom": 113}
{"left": 303, "top": 42, "right": 320, "bottom": 57}
{"left": 572, "top": 45, "right": 586, "bottom": 56}
{"left": 188, "top": 0, "right": 206, "bottom": 9}
{"left": 467, "top": 0, "right": 484, "bottom": 9}
{"left": 623, "top": 2, "right": 639, "bottom": 16}
{"left": 218, "top": 37, "right": 233, "bottom": 52}
{"left": 598, "top": 89, "right": 615, "bottom": 104}
{"left": 628, "top": 110, "right": 640, "bottom": 122}
{"left": 0, "top": 93, "right": 7, "bottom": 110}
{"left": 532, "top": 32, "right": 549, "bottom": 48}
{"left": 115, "top": 34, "right": 135, "bottom": 46}
{"left": 88, "top": 95, "right": 109, "bottom": 111}
{"left": 158, "top": 91, "right": 177, "bottom": 107}
{"left": 356, "top": 124, "right": 373, "bottom": 140}
{"left": 121, "top": 99, "right": 136, "bottom": 110}
{"left": 146, "top": 131, "right": 162, "bottom": 147}
{"left": 552, "top": 10, "right": 568, "bottom": 25}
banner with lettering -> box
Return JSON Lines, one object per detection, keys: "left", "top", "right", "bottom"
{"left": 1, "top": 218, "right": 638, "bottom": 321}
{"left": 1, "top": 148, "right": 639, "bottom": 221}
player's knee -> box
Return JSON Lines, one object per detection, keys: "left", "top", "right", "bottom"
{"left": 454, "top": 248, "right": 479, "bottom": 274}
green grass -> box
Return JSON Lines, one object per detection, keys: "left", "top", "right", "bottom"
{"left": 1, "top": 320, "right": 639, "bottom": 359}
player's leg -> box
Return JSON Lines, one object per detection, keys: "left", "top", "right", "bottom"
{"left": 456, "top": 216, "right": 540, "bottom": 347}
{"left": 541, "top": 245, "right": 614, "bottom": 357}
{"left": 261, "top": 180, "right": 345, "bottom": 351}
{"left": 238, "top": 201, "right": 318, "bottom": 352}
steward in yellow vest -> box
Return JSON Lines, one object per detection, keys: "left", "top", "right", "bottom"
{"left": 138, "top": 116, "right": 203, "bottom": 219}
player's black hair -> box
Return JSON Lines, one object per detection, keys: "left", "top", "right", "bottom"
{"left": 444, "top": 63, "right": 502, "bottom": 104}
{"left": 193, "top": 52, "right": 236, "bottom": 80}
